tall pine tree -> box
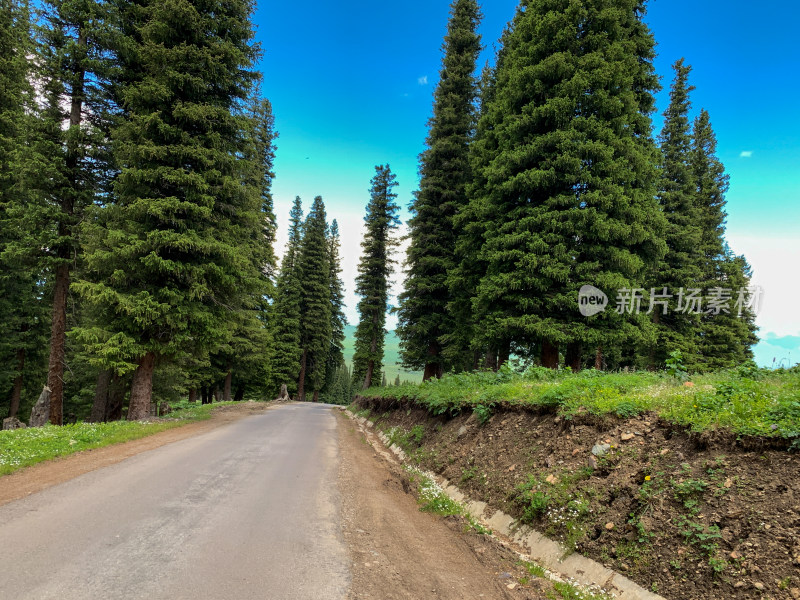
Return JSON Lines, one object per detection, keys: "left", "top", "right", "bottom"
{"left": 266, "top": 197, "right": 303, "bottom": 397}
{"left": 649, "top": 58, "right": 704, "bottom": 369}
{"left": 74, "top": 0, "right": 261, "bottom": 419}
{"left": 296, "top": 196, "right": 332, "bottom": 402}
{"left": 353, "top": 166, "right": 400, "bottom": 390}
{"left": 691, "top": 110, "right": 758, "bottom": 368}
{"left": 25, "top": 0, "right": 118, "bottom": 424}
{"left": 0, "top": 0, "right": 48, "bottom": 420}
{"left": 470, "top": 0, "right": 666, "bottom": 370}
{"left": 397, "top": 0, "right": 482, "bottom": 380}
{"left": 323, "top": 219, "right": 347, "bottom": 396}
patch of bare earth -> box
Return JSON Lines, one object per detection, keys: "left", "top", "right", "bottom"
{"left": 335, "top": 410, "right": 560, "bottom": 600}
{"left": 355, "top": 399, "right": 800, "bottom": 600}
{"left": 0, "top": 402, "right": 274, "bottom": 507}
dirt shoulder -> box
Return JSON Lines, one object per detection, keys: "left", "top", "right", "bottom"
{"left": 335, "top": 409, "right": 563, "bottom": 600}
{"left": 0, "top": 402, "right": 274, "bottom": 507}
{"left": 353, "top": 399, "right": 800, "bottom": 600}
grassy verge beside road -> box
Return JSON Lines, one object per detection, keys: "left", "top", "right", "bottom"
{"left": 362, "top": 364, "right": 800, "bottom": 443}
{"left": 0, "top": 401, "right": 238, "bottom": 476}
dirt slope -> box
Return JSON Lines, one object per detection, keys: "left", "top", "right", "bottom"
{"left": 354, "top": 399, "right": 800, "bottom": 600}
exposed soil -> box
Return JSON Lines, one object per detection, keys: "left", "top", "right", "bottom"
{"left": 354, "top": 397, "right": 800, "bottom": 600}
{"left": 0, "top": 401, "right": 274, "bottom": 507}
{"left": 336, "top": 409, "right": 560, "bottom": 600}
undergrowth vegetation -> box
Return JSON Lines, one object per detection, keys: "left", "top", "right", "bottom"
{"left": 362, "top": 364, "right": 800, "bottom": 442}
{"left": 0, "top": 402, "right": 236, "bottom": 476}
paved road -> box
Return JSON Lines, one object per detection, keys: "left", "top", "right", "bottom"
{"left": 0, "top": 403, "right": 349, "bottom": 600}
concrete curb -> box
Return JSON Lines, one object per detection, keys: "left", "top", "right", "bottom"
{"left": 346, "top": 412, "right": 666, "bottom": 600}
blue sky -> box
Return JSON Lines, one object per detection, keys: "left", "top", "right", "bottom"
{"left": 254, "top": 0, "right": 800, "bottom": 368}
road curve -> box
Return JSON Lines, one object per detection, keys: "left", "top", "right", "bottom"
{"left": 0, "top": 403, "right": 349, "bottom": 600}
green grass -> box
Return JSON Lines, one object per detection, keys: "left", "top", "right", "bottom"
{"left": 404, "top": 466, "right": 491, "bottom": 535}
{"left": 361, "top": 364, "right": 800, "bottom": 442}
{"left": 0, "top": 401, "right": 237, "bottom": 476}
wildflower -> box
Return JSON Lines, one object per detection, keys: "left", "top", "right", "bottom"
{"left": 645, "top": 476, "right": 651, "bottom": 481}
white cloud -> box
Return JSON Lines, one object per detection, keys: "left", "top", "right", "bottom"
{"left": 728, "top": 233, "right": 800, "bottom": 336}
{"left": 418, "top": 75, "right": 428, "bottom": 85}
{"left": 740, "top": 151, "right": 753, "bottom": 158}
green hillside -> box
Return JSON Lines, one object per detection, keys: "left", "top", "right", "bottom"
{"left": 343, "top": 325, "right": 423, "bottom": 385}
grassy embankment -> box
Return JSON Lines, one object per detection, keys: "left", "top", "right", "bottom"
{"left": 360, "top": 364, "right": 800, "bottom": 443}
{"left": 0, "top": 401, "right": 237, "bottom": 476}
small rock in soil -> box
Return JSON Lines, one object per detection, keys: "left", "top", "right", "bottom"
{"left": 588, "top": 455, "right": 598, "bottom": 469}
{"left": 592, "top": 443, "right": 611, "bottom": 457}
{"left": 620, "top": 432, "right": 635, "bottom": 442}
{"left": 546, "top": 474, "right": 558, "bottom": 484}
{"left": 788, "top": 587, "right": 800, "bottom": 600}
{"left": 457, "top": 426, "right": 468, "bottom": 438}
{"left": 605, "top": 522, "right": 615, "bottom": 531}
{"left": 753, "top": 582, "right": 765, "bottom": 591}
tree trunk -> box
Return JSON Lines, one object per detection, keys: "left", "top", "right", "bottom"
{"left": 106, "top": 375, "right": 125, "bottom": 421}
{"left": 46, "top": 30, "right": 86, "bottom": 426}
{"left": 46, "top": 264, "right": 70, "bottom": 426}
{"left": 223, "top": 365, "right": 232, "bottom": 402}
{"left": 422, "top": 342, "right": 443, "bottom": 382}
{"left": 422, "top": 362, "right": 442, "bottom": 381}
{"left": 471, "top": 350, "right": 482, "bottom": 372}
{"left": 89, "top": 369, "right": 113, "bottom": 423}
{"left": 8, "top": 348, "right": 25, "bottom": 418}
{"left": 541, "top": 340, "right": 559, "bottom": 369}
{"left": 362, "top": 359, "right": 374, "bottom": 390}
{"left": 234, "top": 387, "right": 244, "bottom": 402}
{"left": 594, "top": 346, "right": 604, "bottom": 371}
{"left": 565, "top": 342, "right": 582, "bottom": 372}
{"left": 188, "top": 388, "right": 197, "bottom": 403}
{"left": 213, "top": 388, "right": 222, "bottom": 403}
{"left": 312, "top": 390, "right": 320, "bottom": 403}
{"left": 128, "top": 352, "right": 155, "bottom": 421}
{"left": 201, "top": 387, "right": 210, "bottom": 405}
{"left": 484, "top": 350, "right": 498, "bottom": 372}
{"left": 497, "top": 342, "right": 510, "bottom": 370}
{"left": 297, "top": 349, "right": 307, "bottom": 401}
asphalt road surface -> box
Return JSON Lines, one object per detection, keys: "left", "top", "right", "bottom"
{"left": 0, "top": 403, "right": 349, "bottom": 600}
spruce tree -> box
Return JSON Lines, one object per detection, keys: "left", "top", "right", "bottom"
{"left": 692, "top": 110, "right": 758, "bottom": 368}
{"left": 212, "top": 94, "right": 279, "bottom": 401}
{"left": 447, "top": 58, "right": 506, "bottom": 372}
{"left": 74, "top": 0, "right": 260, "bottom": 419}
{"left": 352, "top": 165, "right": 400, "bottom": 389}
{"left": 296, "top": 196, "right": 332, "bottom": 402}
{"left": 324, "top": 219, "right": 347, "bottom": 395}
{"left": 471, "top": 0, "right": 666, "bottom": 370}
{"left": 397, "top": 0, "right": 482, "bottom": 380}
{"left": 247, "top": 95, "right": 279, "bottom": 289}
{"left": 266, "top": 197, "right": 303, "bottom": 397}
{"left": 0, "top": 0, "right": 48, "bottom": 420}
{"left": 24, "top": 0, "right": 117, "bottom": 424}
{"left": 649, "top": 59, "right": 704, "bottom": 368}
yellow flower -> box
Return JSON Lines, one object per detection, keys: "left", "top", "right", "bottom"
{"left": 645, "top": 476, "right": 651, "bottom": 481}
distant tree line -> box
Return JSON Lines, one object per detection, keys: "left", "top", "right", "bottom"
{"left": 397, "top": 0, "right": 758, "bottom": 379}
